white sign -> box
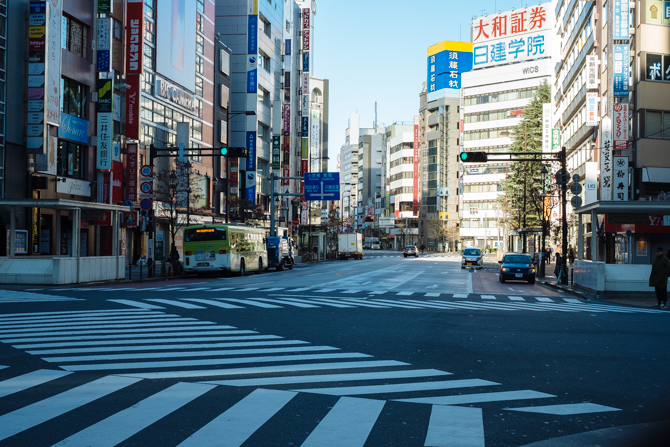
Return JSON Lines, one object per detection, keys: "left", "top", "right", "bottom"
{"left": 473, "top": 30, "right": 551, "bottom": 69}
{"left": 96, "top": 113, "right": 113, "bottom": 170}
{"left": 301, "top": 94, "right": 309, "bottom": 116}
{"left": 472, "top": 3, "right": 552, "bottom": 44}
{"left": 56, "top": 177, "right": 92, "bottom": 197}
{"left": 586, "top": 55, "right": 599, "bottom": 89}
{"left": 613, "top": 103, "right": 629, "bottom": 150}
{"left": 302, "top": 72, "right": 310, "bottom": 95}
{"left": 542, "top": 103, "right": 552, "bottom": 152}
{"left": 600, "top": 117, "right": 612, "bottom": 201}
{"left": 585, "top": 161, "right": 598, "bottom": 205}
{"left": 46, "top": 0, "right": 62, "bottom": 126}
{"left": 310, "top": 110, "right": 320, "bottom": 152}
{"left": 612, "top": 156, "right": 628, "bottom": 201}
{"left": 586, "top": 92, "right": 599, "bottom": 126}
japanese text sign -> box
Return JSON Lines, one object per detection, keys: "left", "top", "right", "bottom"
{"left": 586, "top": 92, "right": 599, "bottom": 126}
{"left": 613, "top": 0, "right": 630, "bottom": 40}
{"left": 613, "top": 103, "right": 629, "bottom": 150}
{"left": 613, "top": 45, "right": 629, "bottom": 97}
{"left": 427, "top": 42, "right": 473, "bottom": 92}
{"left": 473, "top": 30, "right": 550, "bottom": 69}
{"left": 600, "top": 117, "right": 613, "bottom": 201}
{"left": 472, "top": 3, "right": 551, "bottom": 44}
{"left": 612, "top": 157, "right": 628, "bottom": 201}
{"left": 125, "top": 0, "right": 143, "bottom": 75}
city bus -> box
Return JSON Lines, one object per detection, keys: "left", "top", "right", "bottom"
{"left": 183, "top": 224, "right": 268, "bottom": 276}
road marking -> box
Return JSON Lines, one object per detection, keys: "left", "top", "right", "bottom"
{"left": 178, "top": 388, "right": 297, "bottom": 447}
{"left": 397, "top": 292, "right": 413, "bottom": 296}
{"left": 0, "top": 313, "right": 176, "bottom": 329}
{"left": 505, "top": 403, "right": 621, "bottom": 415}
{"left": 425, "top": 293, "right": 441, "bottom": 297}
{"left": 314, "top": 288, "right": 337, "bottom": 293}
{"left": 207, "top": 369, "right": 451, "bottom": 387}
{"left": 0, "top": 319, "right": 209, "bottom": 337}
{"left": 235, "top": 287, "right": 260, "bottom": 291}
{"left": 209, "top": 287, "right": 234, "bottom": 291}
{"left": 301, "top": 397, "right": 385, "bottom": 447}
{"left": 367, "top": 299, "right": 426, "bottom": 309}
{"left": 275, "top": 297, "right": 354, "bottom": 308}
{"left": 146, "top": 299, "right": 207, "bottom": 309}
{"left": 425, "top": 405, "right": 485, "bottom": 447}
{"left": 107, "top": 300, "right": 165, "bottom": 309}
{"left": 134, "top": 360, "right": 408, "bottom": 380}
{"left": 563, "top": 298, "right": 582, "bottom": 304}
{"left": 342, "top": 290, "right": 362, "bottom": 294}
{"left": 261, "top": 287, "right": 285, "bottom": 291}
{"left": 508, "top": 296, "right": 525, "bottom": 301}
{"left": 337, "top": 299, "right": 392, "bottom": 308}
{"left": 251, "top": 298, "right": 320, "bottom": 308}
{"left": 481, "top": 295, "right": 497, "bottom": 300}
{"left": 368, "top": 291, "right": 386, "bottom": 295}
{"left": 53, "top": 382, "right": 215, "bottom": 447}
{"left": 219, "top": 298, "right": 282, "bottom": 308}
{"left": 294, "top": 379, "right": 498, "bottom": 396}
{"left": 289, "top": 287, "right": 312, "bottom": 292}
{"left": 158, "top": 287, "right": 187, "bottom": 292}
{"left": 0, "top": 375, "right": 141, "bottom": 442}
{"left": 305, "top": 299, "right": 356, "bottom": 308}
{"left": 184, "top": 299, "right": 244, "bottom": 309}
{"left": 61, "top": 352, "right": 372, "bottom": 372}
{"left": 508, "top": 287, "right": 516, "bottom": 291}
{"left": 453, "top": 294, "right": 469, "bottom": 299}
{"left": 0, "top": 369, "right": 72, "bottom": 399}
{"left": 535, "top": 297, "right": 555, "bottom": 302}
{"left": 398, "top": 390, "right": 555, "bottom": 405}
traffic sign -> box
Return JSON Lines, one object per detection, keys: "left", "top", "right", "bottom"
{"left": 140, "top": 182, "right": 153, "bottom": 194}
{"left": 292, "top": 218, "right": 299, "bottom": 225}
{"left": 570, "top": 196, "right": 583, "bottom": 208}
{"left": 140, "top": 165, "right": 153, "bottom": 177}
{"left": 570, "top": 183, "right": 582, "bottom": 195}
{"left": 140, "top": 198, "right": 152, "bottom": 210}
{"left": 555, "top": 170, "right": 569, "bottom": 184}
{"left": 572, "top": 174, "right": 580, "bottom": 183}
{"left": 304, "top": 172, "right": 340, "bottom": 201}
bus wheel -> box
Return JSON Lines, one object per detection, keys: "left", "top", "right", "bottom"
{"left": 239, "top": 260, "right": 246, "bottom": 276}
{"left": 257, "top": 258, "right": 263, "bottom": 274}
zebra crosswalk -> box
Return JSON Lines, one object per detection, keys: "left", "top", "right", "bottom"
{"left": 0, "top": 308, "right": 621, "bottom": 446}
{"left": 0, "top": 290, "right": 82, "bottom": 303}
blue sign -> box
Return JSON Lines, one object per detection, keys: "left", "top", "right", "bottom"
{"left": 301, "top": 116, "right": 309, "bottom": 137}
{"left": 246, "top": 131, "right": 256, "bottom": 171}
{"left": 427, "top": 50, "right": 472, "bottom": 93}
{"left": 247, "top": 68, "right": 257, "bottom": 93}
{"left": 97, "top": 50, "right": 110, "bottom": 72}
{"left": 304, "top": 172, "right": 340, "bottom": 201}
{"left": 613, "top": 44, "right": 629, "bottom": 97}
{"left": 59, "top": 113, "right": 89, "bottom": 144}
{"left": 245, "top": 172, "right": 256, "bottom": 206}
{"left": 248, "top": 15, "right": 258, "bottom": 54}
{"left": 665, "top": 1, "right": 670, "bottom": 19}
{"left": 613, "top": 0, "right": 630, "bottom": 40}
{"left": 30, "top": 2, "right": 46, "bottom": 14}
{"left": 285, "top": 39, "right": 291, "bottom": 55}
{"left": 303, "top": 52, "right": 309, "bottom": 72}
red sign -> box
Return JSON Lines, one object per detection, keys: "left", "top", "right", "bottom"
{"left": 29, "top": 38, "right": 45, "bottom": 50}
{"left": 413, "top": 123, "right": 420, "bottom": 216}
{"left": 230, "top": 158, "right": 239, "bottom": 187}
{"left": 283, "top": 136, "right": 290, "bottom": 153}
{"left": 125, "top": 75, "right": 140, "bottom": 140}
{"left": 301, "top": 159, "right": 308, "bottom": 175}
{"left": 122, "top": 211, "right": 139, "bottom": 227}
{"left": 302, "top": 8, "right": 310, "bottom": 29}
{"left": 283, "top": 104, "right": 291, "bottom": 134}
{"left": 283, "top": 166, "right": 290, "bottom": 186}
{"left": 125, "top": 0, "right": 144, "bottom": 75}
{"left": 293, "top": 218, "right": 299, "bottom": 225}
{"left": 473, "top": 4, "right": 548, "bottom": 44}
{"left": 112, "top": 161, "right": 124, "bottom": 203}
{"left": 126, "top": 143, "right": 138, "bottom": 202}
{"left": 613, "top": 103, "right": 629, "bottom": 150}
{"left": 302, "top": 29, "right": 310, "bottom": 51}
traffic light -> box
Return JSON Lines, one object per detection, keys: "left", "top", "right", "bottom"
{"left": 219, "top": 147, "right": 250, "bottom": 157}
{"left": 459, "top": 151, "right": 488, "bottom": 163}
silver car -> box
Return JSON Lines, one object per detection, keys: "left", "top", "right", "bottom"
{"left": 461, "top": 248, "right": 483, "bottom": 269}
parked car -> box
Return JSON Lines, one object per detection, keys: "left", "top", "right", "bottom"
{"left": 403, "top": 245, "right": 418, "bottom": 258}
{"left": 498, "top": 254, "right": 536, "bottom": 284}
{"left": 461, "top": 248, "right": 483, "bottom": 269}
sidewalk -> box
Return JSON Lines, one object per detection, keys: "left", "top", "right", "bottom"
{"left": 536, "top": 262, "right": 658, "bottom": 310}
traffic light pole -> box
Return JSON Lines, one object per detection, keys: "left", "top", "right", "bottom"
{"left": 560, "top": 146, "right": 568, "bottom": 285}
{"left": 269, "top": 172, "right": 303, "bottom": 237}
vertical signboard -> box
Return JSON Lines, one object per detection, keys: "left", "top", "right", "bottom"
{"left": 613, "top": 103, "right": 629, "bottom": 150}
{"left": 303, "top": 52, "right": 309, "bottom": 72}
{"left": 272, "top": 136, "right": 280, "bottom": 170}
{"left": 125, "top": 75, "right": 140, "bottom": 140}
{"left": 600, "top": 117, "right": 613, "bottom": 201}
{"left": 551, "top": 128, "right": 561, "bottom": 151}
{"left": 586, "top": 92, "right": 599, "bottom": 126}
{"left": 613, "top": 44, "right": 629, "bottom": 97}
{"left": 427, "top": 41, "right": 473, "bottom": 94}
{"left": 27, "top": 1, "right": 49, "bottom": 154}
{"left": 310, "top": 110, "right": 320, "bottom": 153}
{"left": 283, "top": 104, "right": 291, "bottom": 134}
{"left": 541, "top": 103, "right": 552, "bottom": 152}
{"left": 612, "top": 156, "right": 629, "bottom": 201}
{"left": 97, "top": 18, "right": 112, "bottom": 72}
{"left": 585, "top": 161, "right": 598, "bottom": 205}
{"left": 613, "top": 0, "right": 630, "bottom": 40}
{"left": 45, "top": 0, "right": 61, "bottom": 126}
{"left": 586, "top": 55, "right": 599, "bottom": 89}
{"left": 96, "top": 113, "right": 113, "bottom": 170}
{"left": 248, "top": 15, "right": 258, "bottom": 54}
{"left": 126, "top": 144, "right": 138, "bottom": 202}
{"left": 246, "top": 131, "right": 256, "bottom": 206}
{"left": 126, "top": 0, "right": 144, "bottom": 75}
{"left": 302, "top": 29, "right": 310, "bottom": 51}
{"left": 302, "top": 8, "right": 310, "bottom": 29}
{"left": 413, "top": 119, "right": 420, "bottom": 216}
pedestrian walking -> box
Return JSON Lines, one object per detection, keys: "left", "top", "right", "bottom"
{"left": 649, "top": 247, "right": 670, "bottom": 309}
{"left": 567, "top": 245, "right": 575, "bottom": 265}
{"left": 545, "top": 246, "right": 551, "bottom": 264}
{"left": 554, "top": 252, "right": 562, "bottom": 283}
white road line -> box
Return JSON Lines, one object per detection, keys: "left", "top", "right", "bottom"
{"left": 220, "top": 298, "right": 282, "bottom": 308}
{"left": 294, "top": 379, "right": 497, "bottom": 396}
{"left": 0, "top": 365, "right": 6, "bottom": 370}
{"left": 157, "top": 287, "right": 187, "bottom": 292}
{"left": 403, "top": 300, "right": 464, "bottom": 310}
{"left": 0, "top": 321, "right": 214, "bottom": 338}
{"left": 424, "top": 405, "right": 485, "bottom": 447}
{"left": 535, "top": 297, "right": 555, "bottom": 302}
{"left": 61, "top": 352, "right": 372, "bottom": 372}
{"left": 334, "top": 299, "right": 392, "bottom": 309}
{"left": 207, "top": 369, "right": 451, "bottom": 388}
{"left": 301, "top": 397, "right": 385, "bottom": 447}
{"left": 0, "top": 309, "right": 152, "bottom": 321}
{"left": 0, "top": 314, "right": 176, "bottom": 329}
{"left": 368, "top": 291, "right": 386, "bottom": 295}
{"left": 397, "top": 292, "right": 413, "bottom": 296}
{"left": 367, "top": 299, "right": 426, "bottom": 309}
{"left": 209, "top": 287, "right": 234, "bottom": 291}
{"left": 180, "top": 287, "right": 212, "bottom": 292}
{"left": 53, "top": 382, "right": 215, "bottom": 447}
{"left": 261, "top": 287, "right": 285, "bottom": 291}
{"left": 425, "top": 293, "right": 441, "bottom": 297}
{"left": 107, "top": 299, "right": 165, "bottom": 309}
{"left": 508, "top": 296, "right": 526, "bottom": 301}
{"left": 453, "top": 294, "right": 469, "bottom": 299}
{"left": 289, "top": 287, "right": 312, "bottom": 292}
{"left": 235, "top": 287, "right": 260, "bottom": 291}
{"left": 251, "top": 298, "right": 319, "bottom": 308}
{"left": 480, "top": 295, "right": 497, "bottom": 300}
{"left": 0, "top": 375, "right": 141, "bottom": 442}
{"left": 397, "top": 390, "right": 555, "bottom": 406}
{"left": 563, "top": 298, "right": 582, "bottom": 304}
{"left": 178, "top": 389, "right": 297, "bottom": 447}
{"left": 467, "top": 274, "right": 474, "bottom": 294}
{"left": 146, "top": 299, "right": 207, "bottom": 309}
{"left": 314, "top": 288, "right": 336, "bottom": 293}
{"left": 342, "top": 290, "right": 362, "bottom": 294}
{"left": 271, "top": 297, "right": 351, "bottom": 308}
{"left": 505, "top": 403, "right": 621, "bottom": 415}
{"left": 0, "top": 369, "right": 72, "bottom": 399}
{"left": 304, "top": 299, "right": 356, "bottom": 308}
{"left": 184, "top": 299, "right": 244, "bottom": 309}
{"left": 129, "top": 360, "right": 408, "bottom": 380}
{"left": 508, "top": 287, "right": 516, "bottom": 291}
{"left": 29, "top": 340, "right": 308, "bottom": 356}
{"left": 45, "top": 345, "right": 340, "bottom": 363}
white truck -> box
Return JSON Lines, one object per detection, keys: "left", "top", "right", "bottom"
{"left": 364, "top": 237, "right": 381, "bottom": 249}
{"left": 338, "top": 233, "right": 363, "bottom": 260}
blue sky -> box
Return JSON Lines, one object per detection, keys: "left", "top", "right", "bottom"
{"left": 311, "top": 0, "right": 532, "bottom": 171}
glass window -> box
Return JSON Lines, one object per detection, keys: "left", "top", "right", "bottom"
{"left": 220, "top": 49, "right": 230, "bottom": 75}
{"left": 60, "top": 77, "right": 87, "bottom": 119}
{"left": 646, "top": 111, "right": 662, "bottom": 138}
{"left": 62, "top": 15, "right": 88, "bottom": 58}
{"left": 220, "top": 84, "right": 229, "bottom": 109}
{"left": 57, "top": 141, "right": 85, "bottom": 179}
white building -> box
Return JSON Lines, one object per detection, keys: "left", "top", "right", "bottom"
{"left": 386, "top": 123, "right": 417, "bottom": 247}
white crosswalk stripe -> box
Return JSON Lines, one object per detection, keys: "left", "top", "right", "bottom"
{"left": 0, "top": 290, "right": 81, "bottom": 303}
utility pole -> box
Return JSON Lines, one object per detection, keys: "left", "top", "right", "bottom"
{"left": 522, "top": 123, "right": 527, "bottom": 254}
{"left": 560, "top": 146, "right": 568, "bottom": 284}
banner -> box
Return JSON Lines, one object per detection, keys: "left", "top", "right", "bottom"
{"left": 413, "top": 120, "right": 420, "bottom": 215}
{"left": 96, "top": 113, "right": 113, "bottom": 170}
{"left": 46, "top": 0, "right": 62, "bottom": 126}
{"left": 542, "top": 103, "right": 552, "bottom": 152}
{"left": 125, "top": 0, "right": 144, "bottom": 75}
{"left": 272, "top": 136, "right": 280, "bottom": 170}
{"left": 613, "top": 156, "right": 628, "bottom": 201}
{"left": 613, "top": 45, "right": 629, "bottom": 97}
{"left": 600, "top": 117, "right": 613, "bottom": 201}
{"left": 613, "top": 103, "right": 628, "bottom": 150}
{"left": 586, "top": 92, "right": 598, "bottom": 126}
{"left": 125, "top": 75, "right": 140, "bottom": 140}
{"left": 126, "top": 143, "right": 138, "bottom": 202}
{"left": 585, "top": 161, "right": 597, "bottom": 205}
{"left": 586, "top": 55, "right": 599, "bottom": 89}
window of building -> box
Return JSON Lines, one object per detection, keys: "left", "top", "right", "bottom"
{"left": 196, "top": 55, "right": 204, "bottom": 75}
{"left": 62, "top": 15, "right": 88, "bottom": 58}
{"left": 258, "top": 122, "right": 270, "bottom": 142}
{"left": 311, "top": 88, "right": 322, "bottom": 103}
{"left": 196, "top": 0, "right": 205, "bottom": 33}
{"left": 60, "top": 77, "right": 87, "bottom": 119}
{"left": 645, "top": 111, "right": 670, "bottom": 139}
{"left": 259, "top": 51, "right": 271, "bottom": 73}
{"left": 143, "top": 44, "right": 155, "bottom": 71}
{"left": 645, "top": 53, "right": 670, "bottom": 82}
{"left": 220, "top": 84, "right": 229, "bottom": 109}
{"left": 57, "top": 141, "right": 85, "bottom": 179}
{"left": 259, "top": 14, "right": 271, "bottom": 38}
{"left": 144, "top": 19, "right": 155, "bottom": 44}
{"left": 464, "top": 88, "right": 538, "bottom": 106}
{"left": 220, "top": 49, "right": 230, "bottom": 75}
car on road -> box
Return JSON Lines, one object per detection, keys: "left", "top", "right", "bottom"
{"left": 461, "top": 248, "right": 483, "bottom": 269}
{"left": 403, "top": 245, "right": 419, "bottom": 258}
{"left": 498, "top": 253, "right": 536, "bottom": 284}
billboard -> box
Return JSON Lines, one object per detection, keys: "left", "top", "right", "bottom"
{"left": 613, "top": 44, "right": 629, "bottom": 97}
{"left": 157, "top": 0, "right": 197, "bottom": 92}
{"left": 126, "top": 0, "right": 144, "bottom": 75}
{"left": 613, "top": 0, "right": 630, "bottom": 40}
{"left": 600, "top": 117, "right": 613, "bottom": 201}
{"left": 46, "top": 0, "right": 62, "bottom": 126}
{"left": 613, "top": 103, "right": 629, "bottom": 150}
{"left": 427, "top": 41, "right": 473, "bottom": 93}
{"left": 413, "top": 118, "right": 420, "bottom": 216}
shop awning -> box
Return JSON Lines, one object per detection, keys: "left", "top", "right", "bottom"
{"left": 0, "top": 198, "right": 131, "bottom": 212}
{"left": 574, "top": 200, "right": 670, "bottom": 215}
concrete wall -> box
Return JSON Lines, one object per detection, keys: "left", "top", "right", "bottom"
{"left": 0, "top": 256, "right": 124, "bottom": 284}
{"left": 574, "top": 259, "right": 669, "bottom": 293}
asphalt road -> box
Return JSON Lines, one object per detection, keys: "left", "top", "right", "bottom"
{"left": 0, "top": 250, "right": 669, "bottom": 446}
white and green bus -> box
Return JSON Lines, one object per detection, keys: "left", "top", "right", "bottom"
{"left": 183, "top": 224, "right": 268, "bottom": 276}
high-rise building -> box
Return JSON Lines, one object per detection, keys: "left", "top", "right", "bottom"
{"left": 383, "top": 122, "right": 416, "bottom": 247}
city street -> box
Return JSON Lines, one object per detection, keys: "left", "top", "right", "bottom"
{"left": 0, "top": 251, "right": 669, "bottom": 446}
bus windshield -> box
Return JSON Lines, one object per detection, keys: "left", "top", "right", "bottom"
{"left": 184, "top": 227, "right": 227, "bottom": 242}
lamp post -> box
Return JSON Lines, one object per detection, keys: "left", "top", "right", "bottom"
{"left": 539, "top": 165, "right": 548, "bottom": 277}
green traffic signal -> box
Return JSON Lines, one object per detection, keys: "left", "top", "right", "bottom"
{"left": 220, "top": 147, "right": 228, "bottom": 156}
{"left": 460, "top": 152, "right": 468, "bottom": 161}
{"left": 459, "top": 151, "right": 488, "bottom": 163}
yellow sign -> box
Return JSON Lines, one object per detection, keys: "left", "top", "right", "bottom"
{"left": 301, "top": 138, "right": 309, "bottom": 158}
{"left": 543, "top": 195, "right": 552, "bottom": 220}
{"left": 427, "top": 40, "right": 473, "bottom": 57}
{"left": 439, "top": 212, "right": 449, "bottom": 220}
{"left": 29, "top": 26, "right": 46, "bottom": 38}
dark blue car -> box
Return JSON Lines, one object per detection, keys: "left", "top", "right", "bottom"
{"left": 498, "top": 254, "right": 536, "bottom": 285}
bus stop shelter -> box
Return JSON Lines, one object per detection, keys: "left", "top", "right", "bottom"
{"left": 0, "top": 199, "right": 131, "bottom": 285}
